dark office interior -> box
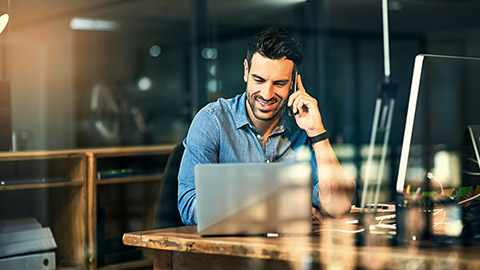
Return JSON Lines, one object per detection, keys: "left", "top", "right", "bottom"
{"left": 1, "top": 0, "right": 480, "bottom": 269}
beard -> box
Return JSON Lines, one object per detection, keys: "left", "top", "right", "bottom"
{"left": 246, "top": 92, "right": 286, "bottom": 122}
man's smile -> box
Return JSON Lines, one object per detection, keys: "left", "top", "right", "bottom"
{"left": 254, "top": 96, "right": 279, "bottom": 111}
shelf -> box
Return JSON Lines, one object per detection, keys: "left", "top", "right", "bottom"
{"left": 86, "top": 145, "right": 175, "bottom": 158}
{"left": 0, "top": 145, "right": 175, "bottom": 270}
{"left": 0, "top": 180, "right": 84, "bottom": 191}
{"left": 0, "top": 150, "right": 84, "bottom": 160}
{"left": 0, "top": 151, "right": 87, "bottom": 192}
{"left": 96, "top": 173, "right": 164, "bottom": 185}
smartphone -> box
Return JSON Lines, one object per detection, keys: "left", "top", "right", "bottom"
{"left": 290, "top": 71, "right": 309, "bottom": 115}
{"left": 292, "top": 70, "right": 298, "bottom": 93}
{"left": 289, "top": 70, "right": 298, "bottom": 115}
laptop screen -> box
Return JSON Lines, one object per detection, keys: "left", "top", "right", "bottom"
{"left": 194, "top": 162, "right": 312, "bottom": 235}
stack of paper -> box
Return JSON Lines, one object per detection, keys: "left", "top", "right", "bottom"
{"left": 0, "top": 218, "right": 56, "bottom": 270}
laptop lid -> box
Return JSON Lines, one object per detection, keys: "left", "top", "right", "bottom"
{"left": 194, "top": 162, "right": 312, "bottom": 236}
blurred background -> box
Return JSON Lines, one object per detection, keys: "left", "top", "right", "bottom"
{"left": 1, "top": 0, "right": 480, "bottom": 202}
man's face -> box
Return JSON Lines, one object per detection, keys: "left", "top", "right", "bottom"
{"left": 244, "top": 53, "right": 294, "bottom": 124}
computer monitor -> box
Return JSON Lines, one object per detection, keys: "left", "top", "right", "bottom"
{"left": 393, "top": 54, "right": 480, "bottom": 244}
{"left": 397, "top": 54, "right": 480, "bottom": 194}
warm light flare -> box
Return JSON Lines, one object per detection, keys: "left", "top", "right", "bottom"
{"left": 0, "top": 13, "right": 9, "bottom": 34}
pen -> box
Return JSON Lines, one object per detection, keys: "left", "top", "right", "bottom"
{"left": 413, "top": 187, "right": 421, "bottom": 200}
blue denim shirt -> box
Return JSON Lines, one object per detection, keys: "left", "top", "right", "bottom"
{"left": 177, "top": 93, "right": 320, "bottom": 225}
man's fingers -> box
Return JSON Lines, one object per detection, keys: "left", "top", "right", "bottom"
{"left": 287, "top": 91, "right": 302, "bottom": 108}
{"left": 288, "top": 74, "right": 305, "bottom": 107}
{"left": 297, "top": 74, "right": 306, "bottom": 92}
{"left": 291, "top": 94, "right": 314, "bottom": 115}
{"left": 288, "top": 75, "right": 314, "bottom": 114}
{"left": 291, "top": 95, "right": 304, "bottom": 114}
{"left": 312, "top": 207, "right": 324, "bottom": 224}
{"left": 293, "top": 98, "right": 306, "bottom": 114}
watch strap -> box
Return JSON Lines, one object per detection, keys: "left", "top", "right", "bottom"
{"left": 308, "top": 130, "right": 330, "bottom": 144}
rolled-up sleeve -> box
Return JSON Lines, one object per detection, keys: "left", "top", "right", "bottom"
{"left": 177, "top": 107, "right": 220, "bottom": 225}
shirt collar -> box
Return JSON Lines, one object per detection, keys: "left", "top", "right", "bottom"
{"left": 234, "top": 93, "right": 251, "bottom": 130}
{"left": 234, "top": 92, "right": 295, "bottom": 134}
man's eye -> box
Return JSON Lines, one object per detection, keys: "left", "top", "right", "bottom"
{"left": 274, "top": 82, "right": 287, "bottom": 87}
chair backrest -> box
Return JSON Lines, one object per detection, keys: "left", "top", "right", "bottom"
{"left": 154, "top": 143, "right": 185, "bottom": 228}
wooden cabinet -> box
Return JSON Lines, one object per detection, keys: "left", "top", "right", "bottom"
{"left": 85, "top": 146, "right": 174, "bottom": 270}
{"left": 0, "top": 145, "right": 175, "bottom": 270}
{"left": 0, "top": 150, "right": 88, "bottom": 269}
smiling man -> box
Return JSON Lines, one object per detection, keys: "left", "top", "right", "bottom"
{"left": 177, "top": 26, "right": 355, "bottom": 226}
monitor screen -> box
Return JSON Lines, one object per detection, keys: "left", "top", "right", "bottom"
{"left": 397, "top": 54, "right": 480, "bottom": 193}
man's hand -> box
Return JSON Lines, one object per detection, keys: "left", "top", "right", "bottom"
{"left": 288, "top": 74, "right": 355, "bottom": 218}
{"left": 312, "top": 207, "right": 324, "bottom": 224}
{"left": 287, "top": 74, "right": 326, "bottom": 137}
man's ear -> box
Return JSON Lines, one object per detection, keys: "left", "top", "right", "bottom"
{"left": 243, "top": 59, "right": 249, "bottom": 83}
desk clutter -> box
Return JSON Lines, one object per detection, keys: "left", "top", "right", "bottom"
{"left": 348, "top": 184, "right": 480, "bottom": 247}
{"left": 402, "top": 184, "right": 480, "bottom": 205}
{"left": 0, "top": 217, "right": 56, "bottom": 270}
{"left": 401, "top": 184, "right": 480, "bottom": 243}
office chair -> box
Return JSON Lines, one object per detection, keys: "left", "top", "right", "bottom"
{"left": 154, "top": 143, "right": 185, "bottom": 229}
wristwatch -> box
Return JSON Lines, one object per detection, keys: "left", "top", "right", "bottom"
{"left": 308, "top": 130, "right": 330, "bottom": 145}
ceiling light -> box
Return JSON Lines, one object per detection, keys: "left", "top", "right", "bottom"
{"left": 138, "top": 77, "right": 152, "bottom": 91}
{"left": 201, "top": 47, "right": 217, "bottom": 60}
{"left": 70, "top": 17, "right": 117, "bottom": 31}
{"left": 149, "top": 45, "right": 162, "bottom": 57}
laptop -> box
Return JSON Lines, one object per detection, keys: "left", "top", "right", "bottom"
{"left": 194, "top": 162, "right": 312, "bottom": 236}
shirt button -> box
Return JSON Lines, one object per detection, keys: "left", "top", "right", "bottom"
{"left": 256, "top": 134, "right": 262, "bottom": 140}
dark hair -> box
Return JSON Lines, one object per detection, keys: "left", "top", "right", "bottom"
{"left": 246, "top": 26, "right": 303, "bottom": 71}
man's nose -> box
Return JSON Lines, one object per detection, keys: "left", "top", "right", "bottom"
{"left": 259, "top": 83, "right": 275, "bottom": 100}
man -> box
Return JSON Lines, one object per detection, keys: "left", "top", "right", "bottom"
{"left": 178, "top": 26, "right": 355, "bottom": 226}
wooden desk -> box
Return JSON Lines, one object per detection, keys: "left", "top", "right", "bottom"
{"left": 123, "top": 222, "right": 480, "bottom": 270}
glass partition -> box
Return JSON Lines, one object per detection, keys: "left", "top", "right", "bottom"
{"left": 1, "top": 0, "right": 480, "bottom": 206}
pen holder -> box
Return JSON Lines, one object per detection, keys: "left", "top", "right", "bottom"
{"left": 430, "top": 198, "right": 463, "bottom": 245}
{"left": 395, "top": 193, "right": 432, "bottom": 246}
